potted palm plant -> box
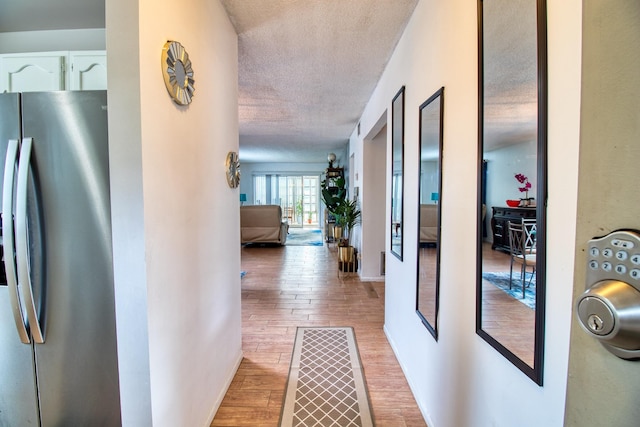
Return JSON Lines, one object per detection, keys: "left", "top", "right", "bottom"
{"left": 334, "top": 199, "right": 361, "bottom": 267}
{"left": 335, "top": 199, "right": 361, "bottom": 246}
{"left": 321, "top": 176, "right": 346, "bottom": 212}
{"left": 321, "top": 176, "right": 347, "bottom": 240}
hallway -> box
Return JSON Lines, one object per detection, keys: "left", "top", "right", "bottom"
{"left": 211, "top": 244, "right": 426, "bottom": 426}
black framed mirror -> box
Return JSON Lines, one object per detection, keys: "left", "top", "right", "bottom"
{"left": 391, "top": 86, "right": 405, "bottom": 260}
{"left": 476, "top": 0, "right": 547, "bottom": 385}
{"left": 416, "top": 87, "right": 444, "bottom": 340}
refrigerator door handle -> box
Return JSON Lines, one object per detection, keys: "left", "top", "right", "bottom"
{"left": 15, "top": 137, "right": 44, "bottom": 344}
{"left": 3, "top": 138, "right": 30, "bottom": 344}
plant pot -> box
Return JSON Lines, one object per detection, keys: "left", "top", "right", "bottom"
{"left": 338, "top": 245, "right": 357, "bottom": 273}
{"left": 333, "top": 225, "right": 343, "bottom": 240}
{"left": 338, "top": 246, "right": 355, "bottom": 262}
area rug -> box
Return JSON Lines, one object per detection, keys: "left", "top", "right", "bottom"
{"left": 279, "top": 327, "right": 374, "bottom": 427}
{"left": 482, "top": 271, "right": 536, "bottom": 309}
{"left": 286, "top": 228, "right": 323, "bottom": 246}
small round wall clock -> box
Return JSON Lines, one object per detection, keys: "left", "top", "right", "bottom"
{"left": 161, "top": 40, "right": 195, "bottom": 105}
{"left": 226, "top": 151, "right": 241, "bottom": 188}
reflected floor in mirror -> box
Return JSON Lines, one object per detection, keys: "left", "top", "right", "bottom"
{"left": 417, "top": 245, "right": 437, "bottom": 325}
{"left": 481, "top": 243, "right": 535, "bottom": 366}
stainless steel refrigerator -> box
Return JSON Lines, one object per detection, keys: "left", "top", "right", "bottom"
{"left": 0, "top": 91, "right": 121, "bottom": 426}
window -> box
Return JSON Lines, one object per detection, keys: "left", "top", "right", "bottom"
{"left": 252, "top": 174, "right": 320, "bottom": 227}
{"left": 253, "top": 175, "right": 266, "bottom": 205}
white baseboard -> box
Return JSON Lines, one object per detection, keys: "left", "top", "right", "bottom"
{"left": 205, "top": 350, "right": 243, "bottom": 426}
{"left": 383, "top": 325, "right": 435, "bottom": 427}
{"left": 359, "top": 274, "right": 385, "bottom": 282}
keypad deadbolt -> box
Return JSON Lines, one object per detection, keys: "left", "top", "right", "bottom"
{"left": 576, "top": 230, "right": 640, "bottom": 359}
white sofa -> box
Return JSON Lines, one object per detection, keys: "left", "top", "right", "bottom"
{"left": 240, "top": 205, "right": 288, "bottom": 245}
{"left": 420, "top": 204, "right": 438, "bottom": 243}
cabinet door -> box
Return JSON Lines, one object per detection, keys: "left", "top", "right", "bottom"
{"left": 69, "top": 52, "right": 107, "bottom": 91}
{"left": 0, "top": 54, "right": 65, "bottom": 92}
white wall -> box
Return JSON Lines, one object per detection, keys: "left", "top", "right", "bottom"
{"left": 485, "top": 142, "right": 537, "bottom": 206}
{"left": 350, "top": 0, "right": 582, "bottom": 425}
{"left": 420, "top": 160, "right": 438, "bottom": 203}
{"left": 105, "top": 1, "right": 152, "bottom": 424}
{"left": 0, "top": 29, "right": 106, "bottom": 53}
{"left": 484, "top": 141, "right": 537, "bottom": 241}
{"left": 107, "top": 0, "right": 242, "bottom": 425}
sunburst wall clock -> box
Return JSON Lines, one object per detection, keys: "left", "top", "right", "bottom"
{"left": 161, "top": 40, "right": 195, "bottom": 105}
{"left": 226, "top": 151, "right": 241, "bottom": 188}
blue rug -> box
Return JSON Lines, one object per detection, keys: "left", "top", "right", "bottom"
{"left": 286, "top": 228, "right": 323, "bottom": 246}
{"left": 482, "top": 271, "right": 536, "bottom": 309}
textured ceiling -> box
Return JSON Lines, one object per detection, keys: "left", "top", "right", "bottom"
{"left": 220, "top": 0, "right": 419, "bottom": 164}
{"left": 483, "top": 0, "right": 538, "bottom": 150}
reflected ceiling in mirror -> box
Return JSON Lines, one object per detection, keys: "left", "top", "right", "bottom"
{"left": 483, "top": 0, "right": 537, "bottom": 151}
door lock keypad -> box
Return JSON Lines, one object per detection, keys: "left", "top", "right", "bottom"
{"left": 587, "top": 231, "right": 640, "bottom": 286}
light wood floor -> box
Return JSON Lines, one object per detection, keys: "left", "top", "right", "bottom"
{"left": 480, "top": 242, "right": 536, "bottom": 366}
{"left": 211, "top": 243, "right": 427, "bottom": 427}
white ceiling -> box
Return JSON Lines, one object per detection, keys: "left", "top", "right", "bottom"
{"left": 220, "top": 0, "right": 419, "bottom": 164}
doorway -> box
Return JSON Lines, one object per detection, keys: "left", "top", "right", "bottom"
{"left": 281, "top": 175, "right": 319, "bottom": 228}
{"left": 253, "top": 174, "right": 320, "bottom": 228}
{"left": 361, "top": 114, "right": 388, "bottom": 280}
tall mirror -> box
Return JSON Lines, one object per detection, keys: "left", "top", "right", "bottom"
{"left": 476, "top": 0, "right": 547, "bottom": 385}
{"left": 416, "top": 87, "right": 444, "bottom": 340}
{"left": 391, "top": 86, "right": 405, "bottom": 260}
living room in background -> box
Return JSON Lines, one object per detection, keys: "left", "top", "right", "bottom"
{"left": 416, "top": 87, "right": 445, "bottom": 341}
{"left": 252, "top": 174, "right": 320, "bottom": 228}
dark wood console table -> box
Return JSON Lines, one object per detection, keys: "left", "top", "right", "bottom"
{"left": 491, "top": 206, "right": 536, "bottom": 252}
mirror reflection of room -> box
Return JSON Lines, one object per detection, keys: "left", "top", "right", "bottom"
{"left": 416, "top": 87, "right": 443, "bottom": 339}
{"left": 390, "top": 86, "right": 405, "bottom": 260}
{"left": 477, "top": 0, "right": 546, "bottom": 378}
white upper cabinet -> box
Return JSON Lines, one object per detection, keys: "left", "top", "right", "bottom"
{"left": 69, "top": 51, "right": 107, "bottom": 91}
{"left": 0, "top": 52, "right": 66, "bottom": 92}
{"left": 0, "top": 51, "right": 106, "bottom": 92}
